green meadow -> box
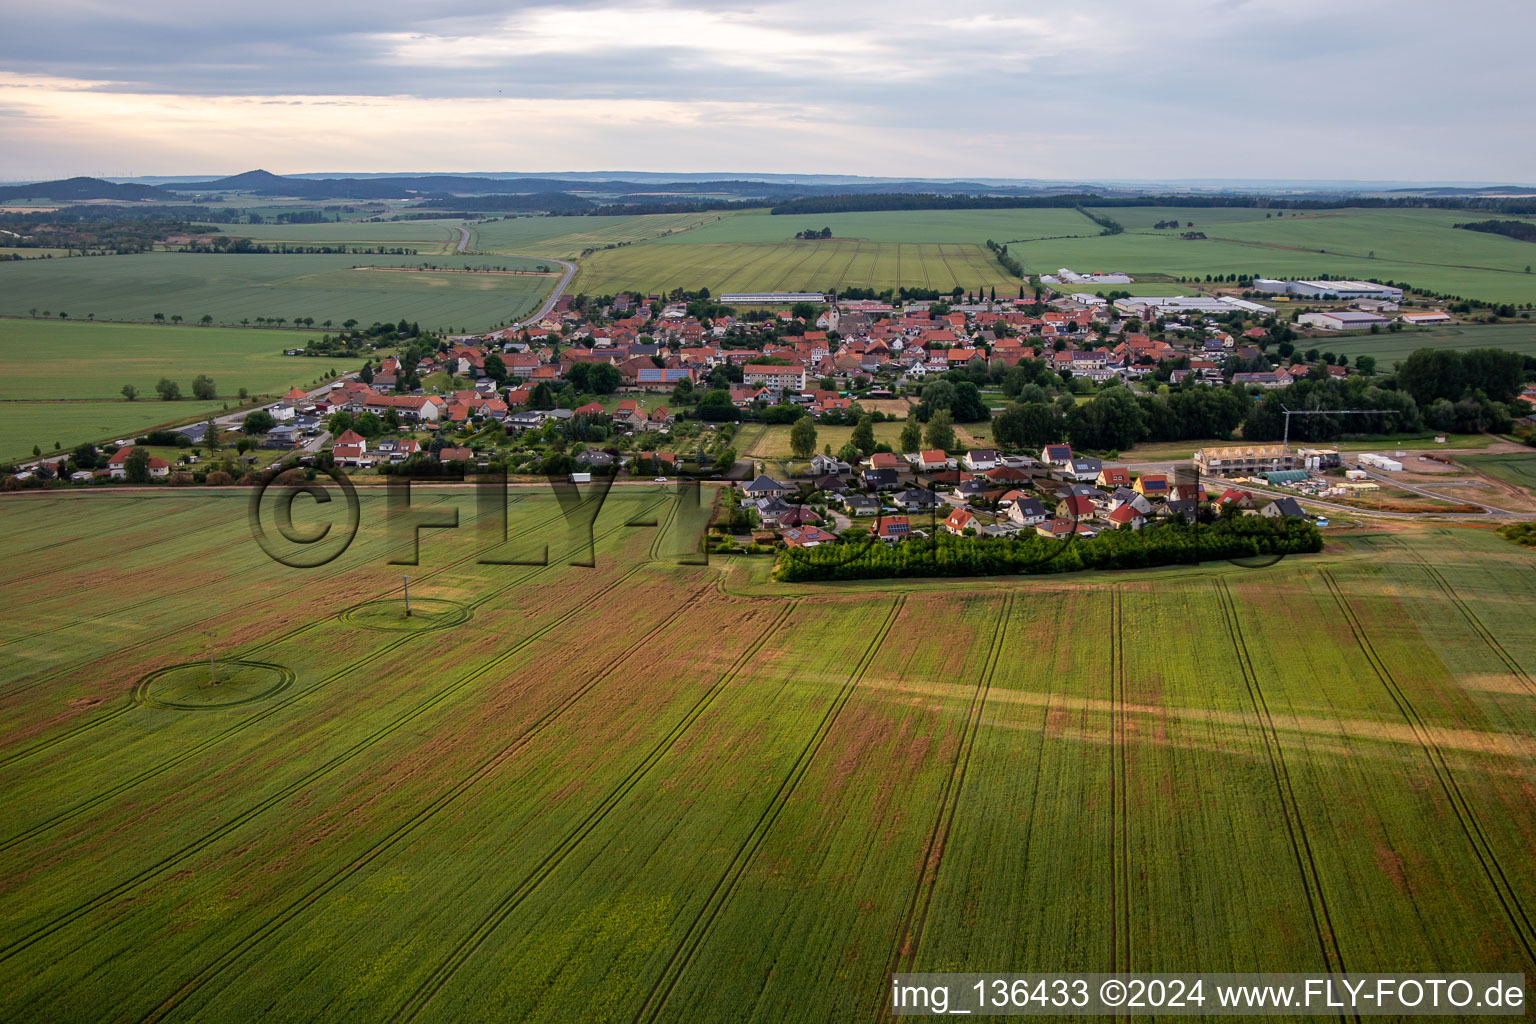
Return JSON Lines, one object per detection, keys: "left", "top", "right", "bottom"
{"left": 0, "top": 319, "right": 361, "bottom": 461}
{"left": 0, "top": 251, "right": 555, "bottom": 332}
{"left": 0, "top": 491, "right": 1532, "bottom": 1021}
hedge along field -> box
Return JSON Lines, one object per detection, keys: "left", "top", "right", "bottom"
{"left": 468, "top": 211, "right": 733, "bottom": 258}
{"left": 0, "top": 319, "right": 361, "bottom": 460}
{"left": 574, "top": 240, "right": 1023, "bottom": 297}
{"left": 652, "top": 208, "right": 1103, "bottom": 244}
{"left": 1, "top": 490, "right": 1534, "bottom": 1023}
{"left": 0, "top": 251, "right": 556, "bottom": 332}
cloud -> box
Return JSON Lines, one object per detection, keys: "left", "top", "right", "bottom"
{"left": 0, "top": 0, "right": 1533, "bottom": 180}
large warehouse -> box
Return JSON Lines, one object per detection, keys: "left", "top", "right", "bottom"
{"left": 1254, "top": 279, "right": 1404, "bottom": 300}
{"left": 1298, "top": 311, "right": 1391, "bottom": 331}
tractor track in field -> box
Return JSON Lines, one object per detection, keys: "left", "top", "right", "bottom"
{"left": 0, "top": 549, "right": 668, "bottom": 968}
{"left": 1214, "top": 580, "right": 1350, "bottom": 985}
{"left": 1320, "top": 569, "right": 1536, "bottom": 967}
{"left": 0, "top": 491, "right": 480, "bottom": 656}
{"left": 0, "top": 497, "right": 518, "bottom": 756}
{"left": 137, "top": 580, "right": 712, "bottom": 1024}
{"left": 1110, "top": 589, "right": 1131, "bottom": 983}
{"left": 390, "top": 597, "right": 808, "bottom": 1023}
{"left": 1386, "top": 539, "right": 1536, "bottom": 700}
{"left": 880, "top": 593, "right": 1013, "bottom": 1010}
{"left": 631, "top": 595, "right": 907, "bottom": 1024}
{"left": 0, "top": 496, "right": 668, "bottom": 843}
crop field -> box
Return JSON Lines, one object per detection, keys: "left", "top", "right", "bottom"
{"left": 212, "top": 220, "right": 468, "bottom": 253}
{"left": 1459, "top": 452, "right": 1536, "bottom": 495}
{"left": 998, "top": 208, "right": 1536, "bottom": 305}
{"left": 575, "top": 240, "right": 1022, "bottom": 297}
{"left": 741, "top": 420, "right": 909, "bottom": 459}
{"left": 468, "top": 212, "right": 731, "bottom": 258}
{"left": 0, "top": 252, "right": 554, "bottom": 332}
{"left": 0, "top": 319, "right": 359, "bottom": 461}
{"left": 654, "top": 208, "right": 1101, "bottom": 245}
{"left": 0, "top": 491, "right": 1532, "bottom": 1022}
{"left": 1311, "top": 322, "right": 1536, "bottom": 367}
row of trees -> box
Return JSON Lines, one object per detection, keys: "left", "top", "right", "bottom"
{"left": 775, "top": 517, "right": 1323, "bottom": 582}
{"left": 120, "top": 375, "right": 218, "bottom": 402}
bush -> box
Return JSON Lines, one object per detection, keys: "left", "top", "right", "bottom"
{"left": 167, "top": 472, "right": 194, "bottom": 486}
{"left": 205, "top": 471, "right": 233, "bottom": 486}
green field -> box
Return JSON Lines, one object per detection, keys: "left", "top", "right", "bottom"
{"left": 575, "top": 240, "right": 1022, "bottom": 297}
{"left": 1309, "top": 323, "right": 1536, "bottom": 367}
{"left": 469, "top": 212, "right": 730, "bottom": 258}
{"left": 211, "top": 220, "right": 468, "bottom": 252}
{"left": 0, "top": 319, "right": 359, "bottom": 461}
{"left": 0, "top": 252, "right": 555, "bottom": 332}
{"left": 1459, "top": 451, "right": 1536, "bottom": 495}
{"left": 0, "top": 491, "right": 1532, "bottom": 1021}
{"left": 654, "top": 208, "right": 1101, "bottom": 245}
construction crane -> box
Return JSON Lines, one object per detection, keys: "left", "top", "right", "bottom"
{"left": 1280, "top": 406, "right": 1393, "bottom": 460}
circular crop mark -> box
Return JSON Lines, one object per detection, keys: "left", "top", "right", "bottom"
{"left": 134, "top": 660, "right": 295, "bottom": 711}
{"left": 338, "top": 597, "right": 472, "bottom": 632}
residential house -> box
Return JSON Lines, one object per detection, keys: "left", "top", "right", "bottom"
{"left": 741, "top": 475, "right": 790, "bottom": 498}
{"left": 810, "top": 452, "right": 851, "bottom": 476}
{"left": 1041, "top": 444, "right": 1073, "bottom": 467}
{"left": 894, "top": 487, "right": 942, "bottom": 511}
{"left": 917, "top": 449, "right": 949, "bottom": 472}
{"left": 1007, "top": 496, "right": 1049, "bottom": 526}
{"left": 842, "top": 493, "right": 881, "bottom": 516}
{"left": 1096, "top": 466, "right": 1131, "bottom": 490}
{"left": 1103, "top": 504, "right": 1146, "bottom": 530}
{"left": 780, "top": 525, "right": 837, "bottom": 548}
{"left": 1261, "top": 496, "right": 1307, "bottom": 519}
{"left": 1066, "top": 457, "right": 1102, "bottom": 482}
{"left": 872, "top": 515, "right": 911, "bottom": 543}
{"left": 1133, "top": 473, "right": 1169, "bottom": 498}
{"left": 863, "top": 468, "right": 901, "bottom": 491}
{"left": 962, "top": 449, "right": 999, "bottom": 472}
{"left": 943, "top": 508, "right": 976, "bottom": 535}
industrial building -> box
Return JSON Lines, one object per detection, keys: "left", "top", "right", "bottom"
{"left": 1358, "top": 453, "right": 1403, "bottom": 472}
{"left": 1253, "top": 279, "right": 1404, "bottom": 301}
{"left": 1298, "top": 311, "right": 1390, "bottom": 331}
{"left": 1114, "top": 295, "right": 1274, "bottom": 316}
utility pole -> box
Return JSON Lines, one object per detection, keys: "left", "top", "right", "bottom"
{"left": 1280, "top": 407, "right": 1388, "bottom": 461}
{"left": 402, "top": 575, "right": 411, "bottom": 618}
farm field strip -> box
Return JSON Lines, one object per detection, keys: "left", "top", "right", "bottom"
{"left": 136, "top": 581, "right": 723, "bottom": 1024}
{"left": 1319, "top": 569, "right": 1536, "bottom": 964}
{"left": 631, "top": 596, "right": 907, "bottom": 1024}
{"left": 885, "top": 594, "right": 1014, "bottom": 988}
{"left": 1214, "top": 579, "right": 1347, "bottom": 974}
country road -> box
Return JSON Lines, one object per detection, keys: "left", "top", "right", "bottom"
{"left": 453, "top": 225, "right": 470, "bottom": 253}
{"left": 510, "top": 255, "right": 578, "bottom": 328}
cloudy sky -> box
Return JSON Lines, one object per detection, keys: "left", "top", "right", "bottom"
{"left": 2, "top": 0, "right": 1532, "bottom": 183}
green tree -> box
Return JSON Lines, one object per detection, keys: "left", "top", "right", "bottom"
{"left": 241, "top": 409, "right": 276, "bottom": 435}
{"left": 353, "top": 411, "right": 383, "bottom": 438}
{"left": 924, "top": 409, "right": 955, "bottom": 452}
{"left": 121, "top": 384, "right": 138, "bottom": 401}
{"left": 789, "top": 416, "right": 818, "bottom": 458}
{"left": 124, "top": 447, "right": 151, "bottom": 484}
{"left": 203, "top": 418, "right": 221, "bottom": 451}
{"left": 483, "top": 353, "right": 507, "bottom": 384}
{"left": 850, "top": 414, "right": 876, "bottom": 455}
{"left": 191, "top": 374, "right": 217, "bottom": 400}
{"left": 155, "top": 378, "right": 181, "bottom": 401}
{"left": 837, "top": 441, "right": 861, "bottom": 465}
{"left": 899, "top": 417, "right": 922, "bottom": 453}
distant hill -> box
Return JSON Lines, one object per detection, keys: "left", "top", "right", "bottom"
{"left": 0, "top": 177, "right": 172, "bottom": 203}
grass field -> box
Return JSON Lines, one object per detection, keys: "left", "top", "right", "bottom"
{"left": 210, "top": 220, "right": 468, "bottom": 253}
{"left": 575, "top": 240, "right": 1023, "bottom": 297}
{"left": 0, "top": 252, "right": 555, "bottom": 332}
{"left": 1312, "top": 323, "right": 1536, "bottom": 367}
{"left": 469, "top": 212, "right": 731, "bottom": 259}
{"left": 654, "top": 208, "right": 1100, "bottom": 245}
{"left": 740, "top": 419, "right": 908, "bottom": 459}
{"left": 1459, "top": 451, "right": 1536, "bottom": 495}
{"left": 0, "top": 319, "right": 359, "bottom": 461}
{"left": 0, "top": 491, "right": 1532, "bottom": 1022}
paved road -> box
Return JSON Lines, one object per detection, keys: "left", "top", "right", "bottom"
{"left": 508, "top": 255, "right": 578, "bottom": 328}
{"left": 454, "top": 225, "right": 470, "bottom": 253}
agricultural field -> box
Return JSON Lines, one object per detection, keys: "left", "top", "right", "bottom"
{"left": 1459, "top": 451, "right": 1536, "bottom": 495}
{"left": 740, "top": 419, "right": 909, "bottom": 459}
{"left": 0, "top": 490, "right": 1533, "bottom": 1022}
{"left": 0, "top": 251, "right": 555, "bottom": 332}
{"left": 468, "top": 211, "right": 731, "bottom": 258}
{"left": 0, "top": 319, "right": 357, "bottom": 461}
{"left": 654, "top": 208, "right": 1101, "bottom": 245}
{"left": 211, "top": 220, "right": 468, "bottom": 253}
{"left": 574, "top": 240, "right": 1022, "bottom": 297}
{"left": 1314, "top": 322, "right": 1536, "bottom": 367}
{"left": 1002, "top": 208, "right": 1536, "bottom": 305}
